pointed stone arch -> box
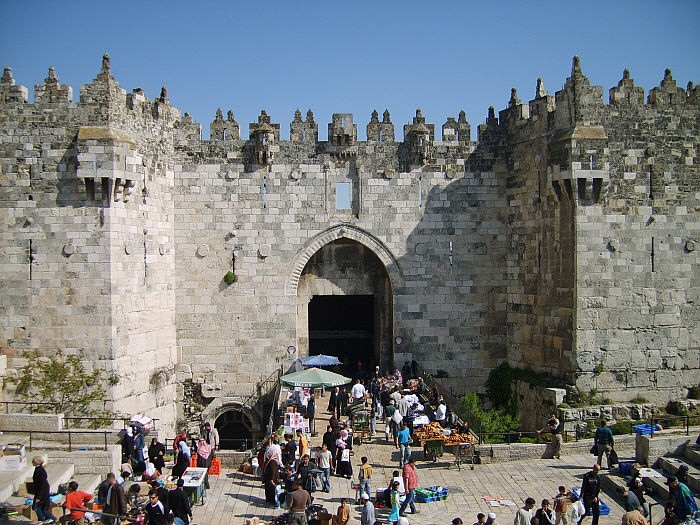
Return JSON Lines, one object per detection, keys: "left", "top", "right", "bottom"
{"left": 286, "top": 224, "right": 403, "bottom": 296}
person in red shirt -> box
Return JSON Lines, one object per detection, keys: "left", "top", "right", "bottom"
{"left": 399, "top": 458, "right": 419, "bottom": 516}
{"left": 64, "top": 481, "right": 93, "bottom": 525}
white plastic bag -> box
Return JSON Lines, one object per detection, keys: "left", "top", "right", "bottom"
{"left": 570, "top": 500, "right": 585, "bottom": 522}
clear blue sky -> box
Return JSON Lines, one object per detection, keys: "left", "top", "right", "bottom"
{"left": 1, "top": 0, "right": 698, "bottom": 140}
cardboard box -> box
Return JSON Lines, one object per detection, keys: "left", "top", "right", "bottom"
{"left": 3, "top": 443, "right": 26, "bottom": 457}
{"left": 21, "top": 504, "right": 63, "bottom": 522}
{"left": 15, "top": 479, "right": 34, "bottom": 497}
{"left": 0, "top": 454, "right": 27, "bottom": 472}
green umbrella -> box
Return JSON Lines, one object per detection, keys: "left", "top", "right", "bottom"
{"left": 280, "top": 367, "right": 351, "bottom": 388}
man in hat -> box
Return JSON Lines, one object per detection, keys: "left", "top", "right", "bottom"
{"left": 486, "top": 512, "right": 498, "bottom": 524}
{"left": 615, "top": 485, "right": 643, "bottom": 514}
{"left": 666, "top": 475, "right": 698, "bottom": 520}
{"left": 168, "top": 478, "right": 193, "bottom": 525}
{"left": 629, "top": 478, "right": 649, "bottom": 517}
{"left": 360, "top": 492, "right": 376, "bottom": 525}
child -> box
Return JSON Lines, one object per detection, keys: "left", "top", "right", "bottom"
{"left": 274, "top": 480, "right": 284, "bottom": 509}
{"left": 358, "top": 456, "right": 373, "bottom": 503}
{"left": 553, "top": 486, "right": 572, "bottom": 525}
{"left": 333, "top": 498, "right": 350, "bottom": 525}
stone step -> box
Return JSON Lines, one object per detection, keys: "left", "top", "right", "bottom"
{"left": 658, "top": 456, "right": 700, "bottom": 493}
{"left": 683, "top": 443, "right": 700, "bottom": 465}
{"left": 0, "top": 454, "right": 73, "bottom": 503}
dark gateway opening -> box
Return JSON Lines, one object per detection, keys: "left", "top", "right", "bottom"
{"left": 308, "top": 294, "right": 375, "bottom": 380}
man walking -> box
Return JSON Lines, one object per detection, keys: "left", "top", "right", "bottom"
{"left": 360, "top": 493, "right": 375, "bottom": 525}
{"left": 537, "top": 412, "right": 563, "bottom": 459}
{"left": 397, "top": 421, "right": 412, "bottom": 467}
{"left": 594, "top": 421, "right": 614, "bottom": 469}
{"left": 288, "top": 481, "right": 312, "bottom": 525}
{"left": 103, "top": 472, "right": 127, "bottom": 525}
{"left": 399, "top": 458, "right": 419, "bottom": 516}
{"left": 514, "top": 498, "right": 536, "bottom": 525}
{"left": 577, "top": 464, "right": 601, "bottom": 525}
{"left": 316, "top": 443, "right": 333, "bottom": 493}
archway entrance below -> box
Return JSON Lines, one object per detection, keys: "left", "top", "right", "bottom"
{"left": 308, "top": 295, "right": 375, "bottom": 379}
{"left": 215, "top": 409, "right": 254, "bottom": 450}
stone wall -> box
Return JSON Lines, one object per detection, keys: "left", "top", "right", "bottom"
{"left": 0, "top": 56, "right": 697, "bottom": 436}
{"left": 48, "top": 445, "right": 121, "bottom": 475}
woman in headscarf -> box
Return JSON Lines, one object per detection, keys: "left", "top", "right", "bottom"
{"left": 172, "top": 439, "right": 191, "bottom": 478}
{"left": 196, "top": 437, "right": 213, "bottom": 488}
{"left": 262, "top": 455, "right": 280, "bottom": 507}
{"left": 148, "top": 437, "right": 166, "bottom": 473}
{"left": 122, "top": 426, "right": 135, "bottom": 465}
{"left": 335, "top": 430, "right": 353, "bottom": 478}
{"left": 141, "top": 462, "right": 160, "bottom": 483}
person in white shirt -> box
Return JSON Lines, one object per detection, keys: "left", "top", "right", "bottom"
{"left": 351, "top": 379, "right": 367, "bottom": 404}
{"left": 435, "top": 398, "right": 447, "bottom": 427}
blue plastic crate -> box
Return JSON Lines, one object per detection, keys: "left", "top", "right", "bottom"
{"left": 618, "top": 460, "right": 634, "bottom": 475}
{"left": 572, "top": 487, "right": 610, "bottom": 515}
{"left": 633, "top": 424, "right": 662, "bottom": 435}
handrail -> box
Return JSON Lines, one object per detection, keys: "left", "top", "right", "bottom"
{"left": 0, "top": 428, "right": 119, "bottom": 452}
{"left": 0, "top": 401, "right": 159, "bottom": 430}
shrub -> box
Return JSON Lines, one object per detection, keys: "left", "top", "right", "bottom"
{"left": 223, "top": 271, "right": 237, "bottom": 285}
{"left": 610, "top": 420, "right": 634, "bottom": 435}
{"left": 630, "top": 396, "right": 648, "bottom": 404}
{"left": 459, "top": 392, "right": 520, "bottom": 444}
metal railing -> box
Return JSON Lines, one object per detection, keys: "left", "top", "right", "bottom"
{"left": 0, "top": 401, "right": 159, "bottom": 430}
{"left": 0, "top": 428, "right": 117, "bottom": 452}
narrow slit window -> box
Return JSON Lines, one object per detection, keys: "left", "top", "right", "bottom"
{"left": 336, "top": 182, "right": 351, "bottom": 209}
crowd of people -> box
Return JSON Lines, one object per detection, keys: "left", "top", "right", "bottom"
{"left": 30, "top": 421, "right": 220, "bottom": 525}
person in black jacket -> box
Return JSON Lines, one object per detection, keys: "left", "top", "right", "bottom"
{"left": 32, "top": 456, "right": 54, "bottom": 523}
{"left": 144, "top": 489, "right": 172, "bottom": 525}
{"left": 168, "top": 479, "right": 193, "bottom": 525}
{"left": 577, "top": 464, "right": 601, "bottom": 525}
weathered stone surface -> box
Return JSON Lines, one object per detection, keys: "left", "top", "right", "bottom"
{"left": 0, "top": 56, "right": 698, "bottom": 437}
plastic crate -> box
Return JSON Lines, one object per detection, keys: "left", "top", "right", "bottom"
{"left": 618, "top": 461, "right": 634, "bottom": 475}
{"left": 415, "top": 486, "right": 448, "bottom": 503}
{"left": 571, "top": 487, "right": 610, "bottom": 515}
{"left": 633, "top": 424, "right": 662, "bottom": 435}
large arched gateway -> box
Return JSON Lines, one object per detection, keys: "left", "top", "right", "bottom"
{"left": 294, "top": 227, "right": 400, "bottom": 377}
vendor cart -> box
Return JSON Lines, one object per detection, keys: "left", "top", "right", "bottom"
{"left": 352, "top": 412, "right": 369, "bottom": 444}
{"left": 446, "top": 442, "right": 475, "bottom": 470}
{"left": 181, "top": 467, "right": 208, "bottom": 505}
{"left": 422, "top": 438, "right": 444, "bottom": 462}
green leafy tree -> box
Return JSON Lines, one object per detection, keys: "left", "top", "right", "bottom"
{"left": 8, "top": 350, "right": 118, "bottom": 426}
{"left": 460, "top": 392, "right": 520, "bottom": 444}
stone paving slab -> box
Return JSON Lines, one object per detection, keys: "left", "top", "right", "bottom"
{"left": 192, "top": 436, "right": 631, "bottom": 525}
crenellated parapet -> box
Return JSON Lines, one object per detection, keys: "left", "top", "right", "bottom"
{"left": 403, "top": 108, "right": 435, "bottom": 166}
{"left": 290, "top": 108, "right": 318, "bottom": 143}
{"left": 34, "top": 66, "right": 72, "bottom": 103}
{"left": 249, "top": 110, "right": 280, "bottom": 165}
{"left": 0, "top": 66, "right": 28, "bottom": 104}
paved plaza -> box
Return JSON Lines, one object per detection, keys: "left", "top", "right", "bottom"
{"left": 193, "top": 435, "right": 631, "bottom": 525}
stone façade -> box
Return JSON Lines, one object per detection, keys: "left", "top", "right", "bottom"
{"left": 0, "top": 55, "right": 698, "bottom": 434}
